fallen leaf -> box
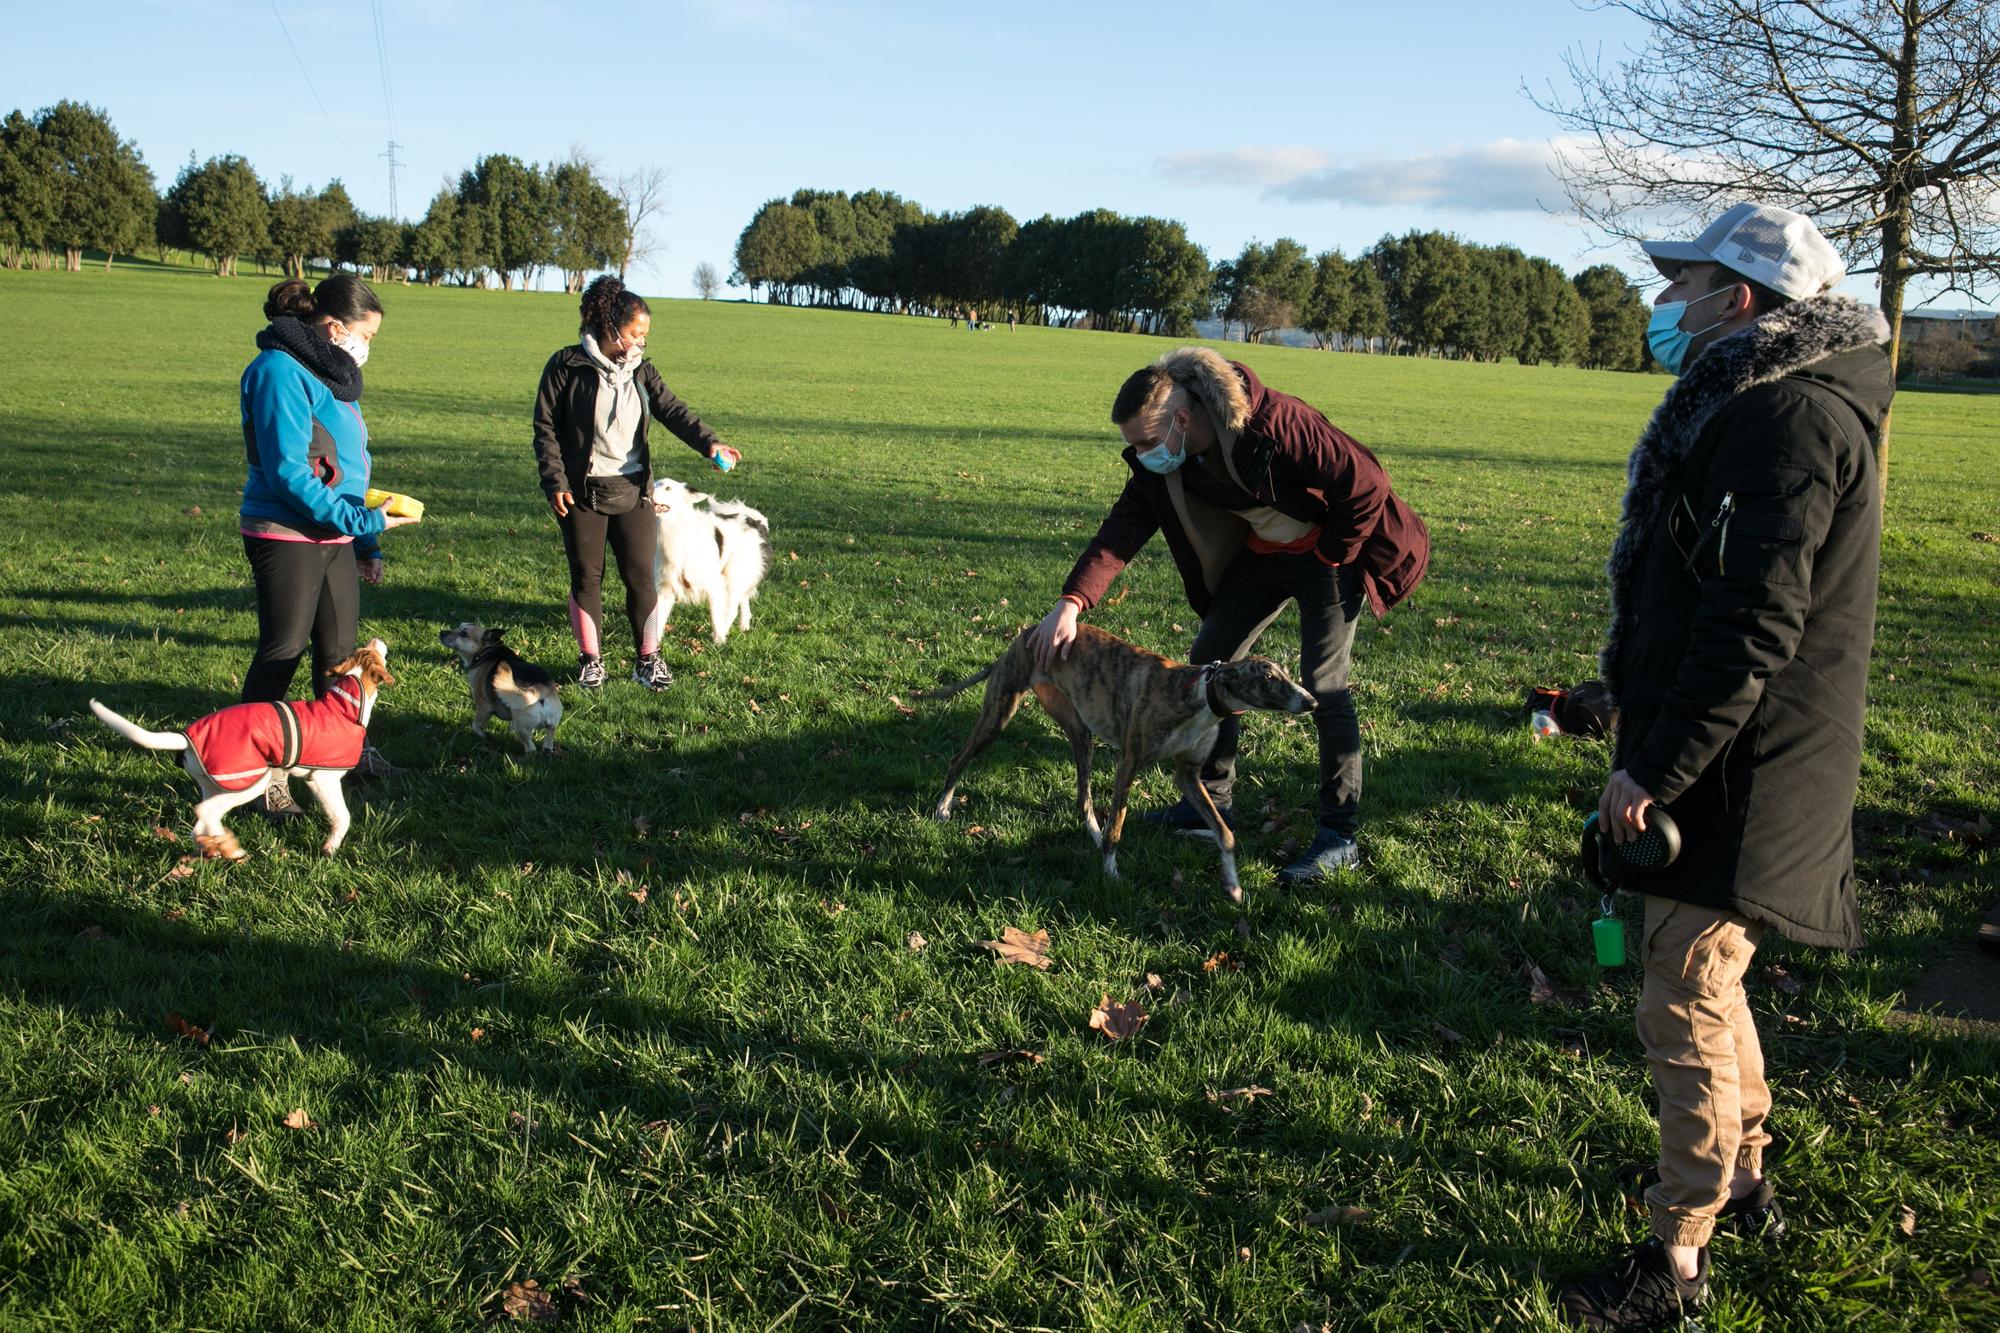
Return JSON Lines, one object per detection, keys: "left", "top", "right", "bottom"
{"left": 148, "top": 1104, "right": 161, "bottom": 1116}
{"left": 632, "top": 814, "right": 651, "bottom": 837}
{"left": 1899, "top": 1204, "right": 1917, "bottom": 1236}
{"left": 1433, "top": 1021, "right": 1466, "bottom": 1044}
{"left": 977, "top": 1049, "right": 1044, "bottom": 1067}
{"left": 561, "top": 1275, "right": 588, "bottom": 1303}
{"left": 1238, "top": 1245, "right": 1252, "bottom": 1261}
{"left": 173, "top": 1199, "right": 190, "bottom": 1219}
{"left": 1527, "top": 963, "right": 1583, "bottom": 1008}
{"left": 1203, "top": 950, "right": 1240, "bottom": 974}
{"left": 341, "top": 887, "right": 360, "bottom": 905}
{"left": 166, "top": 864, "right": 196, "bottom": 881}
{"left": 508, "top": 1110, "right": 536, "bottom": 1135}
{"left": 1142, "top": 972, "right": 1164, "bottom": 992}
{"left": 224, "top": 1125, "right": 245, "bottom": 1145}
{"left": 906, "top": 931, "right": 928, "bottom": 952}
{"left": 166, "top": 1012, "right": 210, "bottom": 1047}
{"left": 1973, "top": 531, "right": 2000, "bottom": 543}
{"left": 1303, "top": 1204, "right": 1376, "bottom": 1227}
{"left": 626, "top": 887, "right": 648, "bottom": 906}
{"left": 161, "top": 908, "right": 185, "bottom": 922}
{"left": 151, "top": 825, "right": 179, "bottom": 842}
{"left": 1088, "top": 993, "right": 1149, "bottom": 1041}
{"left": 281, "top": 1108, "right": 316, "bottom": 1130}
{"left": 470, "top": 1027, "right": 486, "bottom": 1042}
{"left": 1966, "top": 1268, "right": 1992, "bottom": 1289}
{"left": 179, "top": 1071, "right": 195, "bottom": 1085}
{"left": 1208, "top": 1084, "right": 1274, "bottom": 1106}
{"left": 500, "top": 1279, "right": 559, "bottom": 1323}
{"left": 978, "top": 926, "right": 1052, "bottom": 969}
{"left": 1758, "top": 965, "right": 1803, "bottom": 995}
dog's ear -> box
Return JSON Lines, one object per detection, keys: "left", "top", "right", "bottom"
{"left": 484, "top": 627, "right": 506, "bottom": 644}
{"left": 328, "top": 646, "right": 395, "bottom": 688}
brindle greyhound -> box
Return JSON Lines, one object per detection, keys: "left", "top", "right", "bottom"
{"left": 920, "top": 623, "right": 1316, "bottom": 902}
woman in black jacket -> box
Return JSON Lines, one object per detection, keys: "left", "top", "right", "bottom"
{"left": 532, "top": 276, "right": 739, "bottom": 690}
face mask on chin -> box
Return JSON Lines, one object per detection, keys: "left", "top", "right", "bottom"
{"left": 1646, "top": 286, "right": 1733, "bottom": 376}
{"left": 1136, "top": 418, "right": 1188, "bottom": 475}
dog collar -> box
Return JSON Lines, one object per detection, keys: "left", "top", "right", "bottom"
{"left": 1199, "top": 664, "right": 1246, "bottom": 718}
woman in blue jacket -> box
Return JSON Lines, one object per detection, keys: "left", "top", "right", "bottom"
{"left": 240, "top": 275, "right": 418, "bottom": 802}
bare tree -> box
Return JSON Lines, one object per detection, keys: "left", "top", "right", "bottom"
{"left": 1534, "top": 0, "right": 2000, "bottom": 486}
{"left": 615, "top": 164, "right": 668, "bottom": 279}
{"left": 692, "top": 261, "right": 720, "bottom": 299}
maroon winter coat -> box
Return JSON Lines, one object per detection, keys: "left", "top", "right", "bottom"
{"left": 1062, "top": 352, "right": 1429, "bottom": 618}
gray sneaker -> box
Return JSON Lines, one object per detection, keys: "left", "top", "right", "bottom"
{"left": 257, "top": 777, "right": 304, "bottom": 822}
{"left": 632, "top": 653, "right": 674, "bottom": 692}
{"left": 1278, "top": 826, "right": 1361, "bottom": 884}
{"left": 576, "top": 654, "right": 607, "bottom": 690}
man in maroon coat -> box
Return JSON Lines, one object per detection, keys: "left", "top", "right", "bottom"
{"left": 1031, "top": 347, "right": 1429, "bottom": 882}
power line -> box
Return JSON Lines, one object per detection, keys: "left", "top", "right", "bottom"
{"left": 369, "top": 0, "right": 400, "bottom": 219}
{"left": 267, "top": 0, "right": 361, "bottom": 171}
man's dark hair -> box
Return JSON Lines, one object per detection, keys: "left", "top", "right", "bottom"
{"left": 1708, "top": 263, "right": 1791, "bottom": 318}
{"left": 1110, "top": 365, "right": 1174, "bottom": 425}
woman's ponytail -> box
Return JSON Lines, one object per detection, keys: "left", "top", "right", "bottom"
{"left": 580, "top": 274, "right": 650, "bottom": 339}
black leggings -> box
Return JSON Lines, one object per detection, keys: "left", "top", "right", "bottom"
{"left": 242, "top": 536, "right": 359, "bottom": 702}
{"left": 558, "top": 500, "right": 659, "bottom": 657}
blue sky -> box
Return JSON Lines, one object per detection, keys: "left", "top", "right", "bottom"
{"left": 1, "top": 0, "right": 1936, "bottom": 305}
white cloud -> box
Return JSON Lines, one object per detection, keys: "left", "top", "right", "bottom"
{"left": 1158, "top": 137, "right": 1583, "bottom": 214}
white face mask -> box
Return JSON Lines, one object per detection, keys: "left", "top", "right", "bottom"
{"left": 332, "top": 328, "right": 370, "bottom": 368}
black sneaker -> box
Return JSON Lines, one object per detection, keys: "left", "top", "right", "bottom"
{"left": 1139, "top": 797, "right": 1233, "bottom": 838}
{"left": 576, "top": 654, "right": 607, "bottom": 690}
{"left": 257, "top": 777, "right": 304, "bottom": 822}
{"left": 1558, "top": 1239, "right": 1707, "bottom": 1329}
{"left": 1615, "top": 1164, "right": 1787, "bottom": 1241}
{"left": 1277, "top": 825, "right": 1360, "bottom": 884}
{"left": 632, "top": 654, "right": 674, "bottom": 692}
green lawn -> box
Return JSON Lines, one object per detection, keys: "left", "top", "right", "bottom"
{"left": 0, "top": 266, "right": 1994, "bottom": 1331}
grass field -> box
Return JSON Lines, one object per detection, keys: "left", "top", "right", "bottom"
{"left": 1, "top": 265, "right": 1995, "bottom": 1331}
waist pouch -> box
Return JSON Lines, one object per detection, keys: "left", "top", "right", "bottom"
{"left": 583, "top": 473, "right": 645, "bottom": 515}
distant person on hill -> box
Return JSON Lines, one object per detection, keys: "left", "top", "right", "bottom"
{"left": 968, "top": 307, "right": 980, "bottom": 332}
{"left": 1029, "top": 347, "right": 1429, "bottom": 883}
{"left": 1556, "top": 204, "right": 1892, "bottom": 1331}
{"left": 1007, "top": 310, "right": 1016, "bottom": 332}
{"left": 239, "top": 274, "right": 419, "bottom": 817}
{"left": 532, "top": 275, "right": 740, "bottom": 691}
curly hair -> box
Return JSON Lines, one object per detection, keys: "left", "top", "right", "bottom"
{"left": 580, "top": 275, "right": 651, "bottom": 340}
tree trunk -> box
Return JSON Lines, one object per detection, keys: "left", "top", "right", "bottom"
{"left": 1872, "top": 7, "right": 1923, "bottom": 503}
{"left": 65, "top": 247, "right": 82, "bottom": 271}
{"left": 104, "top": 251, "right": 115, "bottom": 272}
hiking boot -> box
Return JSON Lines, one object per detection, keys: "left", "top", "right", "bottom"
{"left": 632, "top": 653, "right": 674, "bottom": 692}
{"left": 1278, "top": 826, "right": 1360, "bottom": 884}
{"left": 1139, "top": 797, "right": 1233, "bottom": 838}
{"left": 1558, "top": 1239, "right": 1707, "bottom": 1330}
{"left": 352, "top": 745, "right": 402, "bottom": 780}
{"left": 576, "top": 654, "right": 607, "bottom": 690}
{"left": 1615, "top": 1164, "right": 1788, "bottom": 1241}
{"left": 257, "top": 777, "right": 304, "bottom": 822}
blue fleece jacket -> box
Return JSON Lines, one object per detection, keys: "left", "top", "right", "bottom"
{"left": 238, "top": 348, "right": 385, "bottom": 560}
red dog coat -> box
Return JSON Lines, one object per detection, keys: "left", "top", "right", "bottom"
{"left": 182, "top": 679, "right": 368, "bottom": 791}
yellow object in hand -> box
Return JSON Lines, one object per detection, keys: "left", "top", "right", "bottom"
{"left": 363, "top": 488, "right": 425, "bottom": 520}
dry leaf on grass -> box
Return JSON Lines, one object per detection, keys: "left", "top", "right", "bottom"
{"left": 978, "top": 926, "right": 1051, "bottom": 969}
{"left": 1141, "top": 972, "right": 1164, "bottom": 992}
{"left": 1203, "top": 951, "right": 1240, "bottom": 974}
{"left": 632, "top": 814, "right": 651, "bottom": 837}
{"left": 907, "top": 931, "right": 928, "bottom": 952}
{"left": 165, "top": 864, "right": 196, "bottom": 881}
{"left": 1433, "top": 1020, "right": 1466, "bottom": 1044}
{"left": 1303, "top": 1204, "right": 1376, "bottom": 1227}
{"left": 1207, "top": 1084, "right": 1274, "bottom": 1106}
{"left": 977, "top": 1049, "right": 1044, "bottom": 1067}
{"left": 165, "top": 1012, "right": 210, "bottom": 1047}
{"left": 1899, "top": 1204, "right": 1918, "bottom": 1236}
{"left": 470, "top": 1027, "right": 486, "bottom": 1042}
{"left": 1528, "top": 964, "right": 1582, "bottom": 1008}
{"left": 151, "top": 825, "right": 179, "bottom": 842}
{"left": 500, "top": 1279, "right": 560, "bottom": 1323}
{"left": 1758, "top": 964, "right": 1803, "bottom": 995}
{"left": 888, "top": 694, "right": 917, "bottom": 717}
{"left": 223, "top": 1125, "right": 246, "bottom": 1145}
{"left": 1088, "top": 994, "right": 1149, "bottom": 1041}
{"left": 626, "top": 887, "right": 648, "bottom": 906}
{"left": 280, "top": 1108, "right": 316, "bottom": 1130}
{"left": 509, "top": 1110, "right": 537, "bottom": 1135}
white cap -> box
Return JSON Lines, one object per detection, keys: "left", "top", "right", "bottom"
{"left": 1641, "top": 202, "right": 1846, "bottom": 300}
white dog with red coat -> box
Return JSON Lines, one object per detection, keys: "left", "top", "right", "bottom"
{"left": 89, "top": 639, "right": 394, "bottom": 859}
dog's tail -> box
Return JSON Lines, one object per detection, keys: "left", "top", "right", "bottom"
{"left": 89, "top": 699, "right": 188, "bottom": 751}
{"left": 911, "top": 661, "right": 998, "bottom": 702}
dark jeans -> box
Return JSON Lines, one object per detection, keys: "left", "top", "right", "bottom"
{"left": 558, "top": 488, "right": 658, "bottom": 653}
{"left": 242, "top": 536, "right": 359, "bottom": 702}
{"left": 1188, "top": 551, "right": 1364, "bottom": 835}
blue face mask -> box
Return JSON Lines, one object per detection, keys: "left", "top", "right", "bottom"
{"left": 1136, "top": 419, "right": 1187, "bottom": 475}
{"left": 1646, "top": 287, "right": 1733, "bottom": 375}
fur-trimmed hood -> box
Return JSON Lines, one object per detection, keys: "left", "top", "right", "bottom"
{"left": 1602, "top": 294, "right": 1890, "bottom": 690}
{"left": 1155, "top": 346, "right": 1251, "bottom": 441}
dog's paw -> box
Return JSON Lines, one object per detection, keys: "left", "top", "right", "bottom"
{"left": 196, "top": 831, "right": 248, "bottom": 862}
{"left": 320, "top": 841, "right": 344, "bottom": 857}
{"left": 1222, "top": 882, "right": 1245, "bottom": 906}
{"left": 1101, "top": 853, "right": 1120, "bottom": 880}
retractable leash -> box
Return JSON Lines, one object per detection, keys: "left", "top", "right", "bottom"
{"left": 1579, "top": 808, "right": 1683, "bottom": 968}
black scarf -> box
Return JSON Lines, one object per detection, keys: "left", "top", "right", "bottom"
{"left": 256, "top": 316, "right": 363, "bottom": 402}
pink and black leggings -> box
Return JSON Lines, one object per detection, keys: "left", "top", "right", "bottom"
{"left": 557, "top": 501, "right": 659, "bottom": 659}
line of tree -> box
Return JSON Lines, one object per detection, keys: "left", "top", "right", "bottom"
{"left": 0, "top": 101, "right": 655, "bottom": 292}
{"left": 733, "top": 191, "right": 1213, "bottom": 335}
{"left": 735, "top": 189, "right": 1651, "bottom": 368}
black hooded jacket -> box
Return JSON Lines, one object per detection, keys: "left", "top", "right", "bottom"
{"left": 1604, "top": 295, "right": 1894, "bottom": 949}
